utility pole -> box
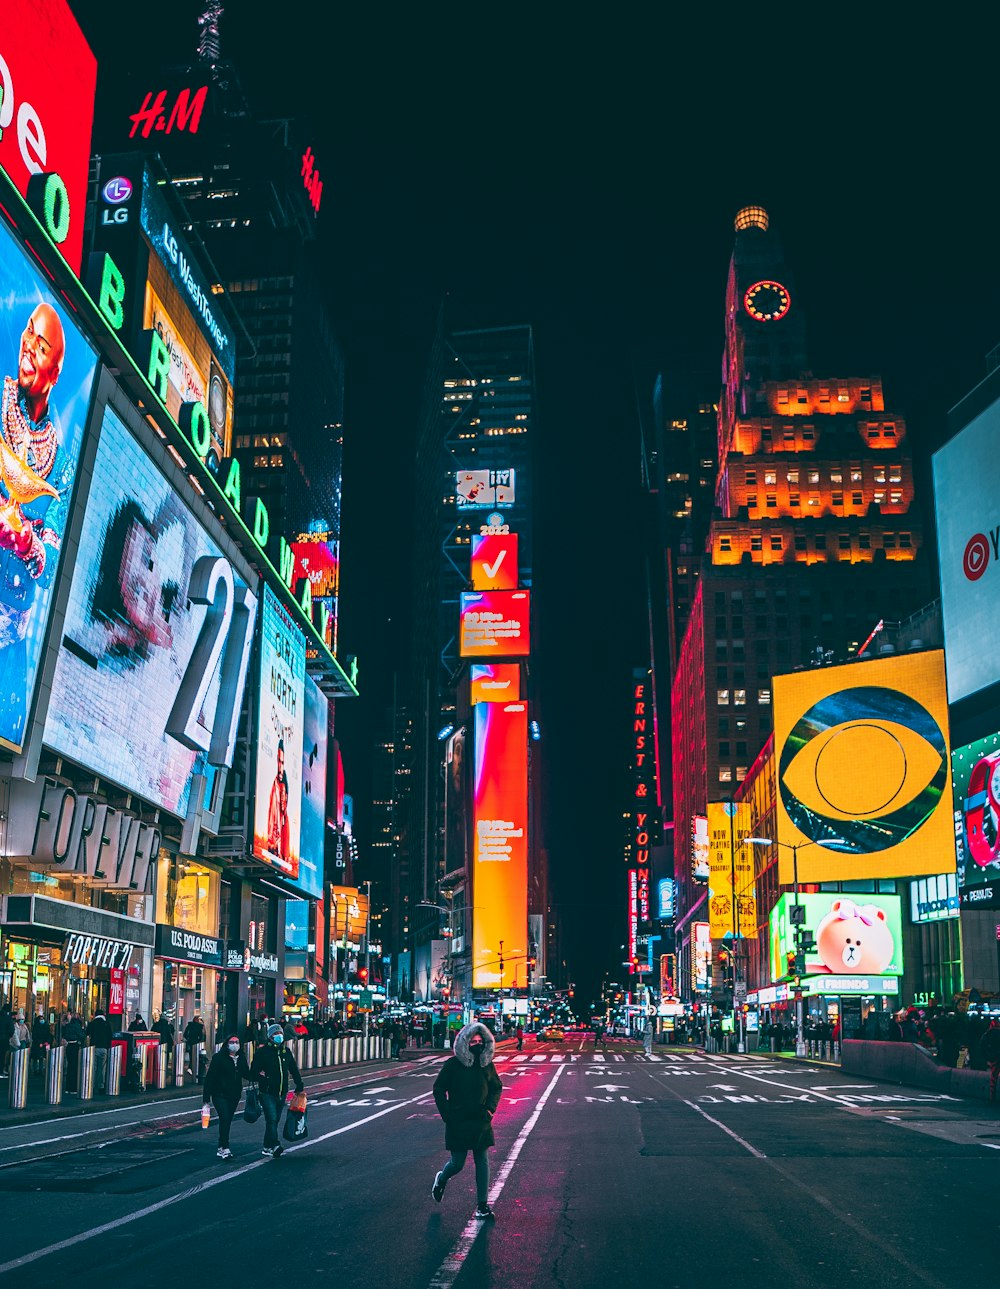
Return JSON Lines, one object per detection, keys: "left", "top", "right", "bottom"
{"left": 362, "top": 880, "right": 372, "bottom": 1043}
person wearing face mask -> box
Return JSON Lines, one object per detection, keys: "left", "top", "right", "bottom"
{"left": 249, "top": 1023, "right": 304, "bottom": 1158}
{"left": 203, "top": 1034, "right": 252, "bottom": 1160}
{"left": 431, "top": 1021, "right": 503, "bottom": 1220}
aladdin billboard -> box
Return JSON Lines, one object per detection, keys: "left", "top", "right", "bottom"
{"left": 773, "top": 650, "right": 954, "bottom": 884}
{"left": 44, "top": 403, "right": 257, "bottom": 815}
{"left": 0, "top": 213, "right": 99, "bottom": 751}
{"left": 0, "top": 0, "right": 97, "bottom": 274}
{"left": 472, "top": 701, "right": 528, "bottom": 989}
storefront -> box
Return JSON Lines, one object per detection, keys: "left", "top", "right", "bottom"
{"left": 154, "top": 922, "right": 224, "bottom": 1045}
{"left": 0, "top": 895, "right": 154, "bottom": 1028}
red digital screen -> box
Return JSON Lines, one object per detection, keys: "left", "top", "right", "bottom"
{"left": 470, "top": 664, "right": 521, "bottom": 705}
{"left": 0, "top": 0, "right": 97, "bottom": 274}
{"left": 471, "top": 532, "right": 518, "bottom": 590}
{"left": 473, "top": 702, "right": 528, "bottom": 989}
{"left": 460, "top": 590, "right": 530, "bottom": 657}
{"left": 292, "top": 539, "right": 340, "bottom": 598}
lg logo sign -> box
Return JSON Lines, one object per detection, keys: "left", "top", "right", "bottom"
{"left": 963, "top": 530, "right": 1000, "bottom": 582}
{"left": 101, "top": 175, "right": 132, "bottom": 225}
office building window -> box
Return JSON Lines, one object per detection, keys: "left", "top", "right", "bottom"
{"left": 758, "top": 688, "right": 771, "bottom": 705}
{"left": 717, "top": 689, "right": 730, "bottom": 706}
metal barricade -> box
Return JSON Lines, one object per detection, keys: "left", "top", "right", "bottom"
{"left": 324, "top": 1038, "right": 332, "bottom": 1066}
{"left": 79, "top": 1046, "right": 95, "bottom": 1101}
{"left": 138, "top": 1043, "right": 153, "bottom": 1091}
{"left": 46, "top": 1044, "right": 65, "bottom": 1105}
{"left": 7, "top": 1048, "right": 29, "bottom": 1109}
{"left": 106, "top": 1045, "right": 122, "bottom": 1096}
{"left": 154, "top": 1043, "right": 168, "bottom": 1089}
{"left": 308, "top": 1039, "right": 317, "bottom": 1068}
{"left": 299, "top": 1040, "right": 310, "bottom": 1071}
{"left": 174, "top": 1042, "right": 186, "bottom": 1087}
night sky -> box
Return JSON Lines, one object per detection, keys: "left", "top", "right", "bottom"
{"left": 71, "top": 2, "right": 1000, "bottom": 1001}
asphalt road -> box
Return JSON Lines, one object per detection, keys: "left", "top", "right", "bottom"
{"left": 0, "top": 1039, "right": 995, "bottom": 1287}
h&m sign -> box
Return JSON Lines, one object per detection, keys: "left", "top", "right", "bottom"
{"left": 5, "top": 777, "right": 159, "bottom": 892}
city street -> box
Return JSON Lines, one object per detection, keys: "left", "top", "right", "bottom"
{"left": 0, "top": 1039, "right": 994, "bottom": 1287}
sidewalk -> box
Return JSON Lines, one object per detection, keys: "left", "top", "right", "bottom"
{"left": 0, "top": 1047, "right": 412, "bottom": 1130}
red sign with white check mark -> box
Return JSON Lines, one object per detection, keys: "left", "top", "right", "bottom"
{"left": 471, "top": 533, "right": 518, "bottom": 590}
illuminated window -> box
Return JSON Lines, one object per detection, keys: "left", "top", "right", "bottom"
{"left": 787, "top": 470, "right": 799, "bottom": 484}
{"left": 758, "top": 688, "right": 771, "bottom": 705}
{"left": 789, "top": 492, "right": 800, "bottom": 507}
{"left": 852, "top": 491, "right": 863, "bottom": 506}
{"left": 764, "top": 471, "right": 777, "bottom": 485}
{"left": 734, "top": 689, "right": 747, "bottom": 706}
{"left": 719, "top": 766, "right": 733, "bottom": 783}
{"left": 808, "top": 494, "right": 820, "bottom": 506}
{"left": 736, "top": 766, "right": 748, "bottom": 782}
{"left": 838, "top": 389, "right": 850, "bottom": 402}
{"left": 890, "top": 490, "right": 903, "bottom": 504}
{"left": 889, "top": 467, "right": 902, "bottom": 482}
{"left": 717, "top": 689, "right": 730, "bottom": 706}
{"left": 831, "top": 470, "right": 843, "bottom": 484}
{"left": 875, "top": 469, "right": 886, "bottom": 483}
{"left": 874, "top": 491, "right": 885, "bottom": 505}
{"left": 808, "top": 470, "right": 820, "bottom": 484}
{"left": 719, "top": 536, "right": 732, "bottom": 551}
{"left": 778, "top": 390, "right": 788, "bottom": 403}
{"left": 851, "top": 468, "right": 863, "bottom": 482}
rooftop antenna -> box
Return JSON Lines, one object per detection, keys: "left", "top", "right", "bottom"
{"left": 197, "top": 2, "right": 224, "bottom": 63}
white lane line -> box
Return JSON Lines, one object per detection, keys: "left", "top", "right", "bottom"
{"left": 681, "top": 1099, "right": 767, "bottom": 1158}
{"left": 428, "top": 1064, "right": 566, "bottom": 1289}
{"left": 0, "top": 1089, "right": 432, "bottom": 1276}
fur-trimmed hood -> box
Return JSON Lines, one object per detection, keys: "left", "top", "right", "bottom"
{"left": 453, "top": 1022, "right": 496, "bottom": 1067}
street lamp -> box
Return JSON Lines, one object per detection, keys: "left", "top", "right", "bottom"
{"left": 744, "top": 835, "right": 846, "bottom": 1057}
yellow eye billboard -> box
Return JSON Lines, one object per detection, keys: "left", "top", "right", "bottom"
{"left": 773, "top": 650, "right": 954, "bottom": 884}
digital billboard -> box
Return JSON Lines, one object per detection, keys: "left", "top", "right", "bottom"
{"left": 706, "top": 801, "right": 756, "bottom": 939}
{"left": 456, "top": 469, "right": 515, "bottom": 509}
{"left": 773, "top": 650, "right": 954, "bottom": 884}
{"left": 470, "top": 663, "right": 521, "bottom": 704}
{"left": 0, "top": 215, "right": 99, "bottom": 750}
{"left": 692, "top": 921, "right": 711, "bottom": 993}
{"left": 951, "top": 730, "right": 1000, "bottom": 909}
{"left": 0, "top": 1, "right": 97, "bottom": 274}
{"left": 445, "top": 727, "right": 469, "bottom": 878}
{"left": 293, "top": 536, "right": 339, "bottom": 650}
{"left": 691, "top": 815, "right": 710, "bottom": 882}
{"left": 253, "top": 586, "right": 305, "bottom": 880}
{"left": 933, "top": 399, "right": 1000, "bottom": 704}
{"left": 769, "top": 892, "right": 904, "bottom": 982}
{"left": 471, "top": 532, "right": 518, "bottom": 590}
{"left": 472, "top": 701, "right": 528, "bottom": 989}
{"left": 45, "top": 404, "right": 257, "bottom": 814}
{"left": 297, "top": 674, "right": 328, "bottom": 900}
{"left": 460, "top": 590, "right": 530, "bottom": 657}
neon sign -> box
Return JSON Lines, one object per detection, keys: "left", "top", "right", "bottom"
{"left": 128, "top": 87, "right": 209, "bottom": 139}
{"left": 301, "top": 146, "right": 322, "bottom": 215}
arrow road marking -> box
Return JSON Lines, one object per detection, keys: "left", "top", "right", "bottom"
{"left": 592, "top": 1083, "right": 630, "bottom": 1092}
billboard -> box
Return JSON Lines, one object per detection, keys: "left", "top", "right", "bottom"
{"left": 293, "top": 536, "right": 339, "bottom": 650}
{"left": 952, "top": 731, "right": 1000, "bottom": 909}
{"left": 769, "top": 892, "right": 904, "bottom": 981}
{"left": 460, "top": 590, "right": 530, "bottom": 657}
{"left": 470, "top": 663, "right": 521, "bottom": 704}
{"left": 456, "top": 468, "right": 515, "bottom": 508}
{"left": 472, "top": 701, "right": 528, "bottom": 989}
{"left": 773, "top": 651, "right": 954, "bottom": 884}
{"left": 0, "top": 215, "right": 98, "bottom": 750}
{"left": 253, "top": 587, "right": 305, "bottom": 879}
{"left": 297, "top": 674, "right": 328, "bottom": 900}
{"left": 45, "top": 404, "right": 257, "bottom": 814}
{"left": 706, "top": 801, "right": 756, "bottom": 939}
{"left": 471, "top": 532, "right": 518, "bottom": 590}
{"left": 444, "top": 727, "right": 469, "bottom": 879}
{"left": 692, "top": 921, "right": 711, "bottom": 993}
{"left": 0, "top": 1, "right": 97, "bottom": 274}
{"left": 691, "top": 815, "right": 710, "bottom": 882}
{"left": 933, "top": 400, "right": 1000, "bottom": 704}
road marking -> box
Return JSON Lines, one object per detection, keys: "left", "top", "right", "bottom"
{"left": 0, "top": 1089, "right": 432, "bottom": 1275}
{"left": 682, "top": 1100, "right": 767, "bottom": 1158}
{"left": 428, "top": 1064, "right": 566, "bottom": 1289}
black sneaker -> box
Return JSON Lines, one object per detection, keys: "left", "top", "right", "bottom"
{"left": 272, "top": 1144, "right": 285, "bottom": 1159}
{"left": 261, "top": 1148, "right": 273, "bottom": 1157}
{"left": 474, "top": 1205, "right": 495, "bottom": 1220}
{"left": 431, "top": 1172, "right": 445, "bottom": 1203}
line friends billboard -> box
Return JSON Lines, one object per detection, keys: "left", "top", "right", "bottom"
{"left": 769, "top": 892, "right": 903, "bottom": 981}
{"left": 460, "top": 590, "right": 530, "bottom": 657}
{"left": 253, "top": 587, "right": 305, "bottom": 879}
{"left": 773, "top": 650, "right": 953, "bottom": 884}
{"left": 473, "top": 701, "right": 528, "bottom": 989}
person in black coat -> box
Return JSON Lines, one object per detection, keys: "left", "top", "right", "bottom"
{"left": 431, "top": 1022, "right": 503, "bottom": 1219}
{"left": 249, "top": 1024, "right": 304, "bottom": 1157}
{"left": 85, "top": 1011, "right": 113, "bottom": 1092}
{"left": 203, "top": 1035, "right": 252, "bottom": 1159}
{"left": 183, "top": 1015, "right": 207, "bottom": 1074}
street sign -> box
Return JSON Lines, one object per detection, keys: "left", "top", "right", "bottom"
{"left": 790, "top": 904, "right": 807, "bottom": 925}
{"left": 734, "top": 981, "right": 747, "bottom": 1003}
{"left": 358, "top": 989, "right": 373, "bottom": 1012}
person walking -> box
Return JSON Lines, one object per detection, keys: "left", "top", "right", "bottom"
{"left": 515, "top": 1022, "right": 524, "bottom": 1052}
{"left": 183, "top": 1014, "right": 207, "bottom": 1077}
{"left": 979, "top": 1018, "right": 1000, "bottom": 1105}
{"left": 430, "top": 1021, "right": 503, "bottom": 1220}
{"left": 85, "top": 1011, "right": 112, "bottom": 1092}
{"left": 30, "top": 1011, "right": 52, "bottom": 1075}
{"left": 642, "top": 1017, "right": 654, "bottom": 1057}
{"left": 203, "top": 1034, "right": 252, "bottom": 1159}
{"left": 62, "top": 1012, "right": 85, "bottom": 1093}
{"left": 250, "top": 1023, "right": 304, "bottom": 1158}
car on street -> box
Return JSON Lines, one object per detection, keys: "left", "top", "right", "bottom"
{"left": 538, "top": 1025, "right": 565, "bottom": 1041}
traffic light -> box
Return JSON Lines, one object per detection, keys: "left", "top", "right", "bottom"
{"left": 357, "top": 967, "right": 369, "bottom": 986}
